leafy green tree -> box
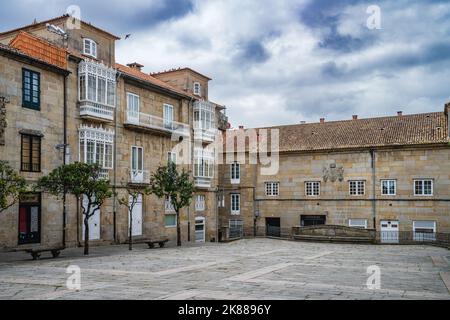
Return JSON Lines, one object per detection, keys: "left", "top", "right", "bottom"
{"left": 0, "top": 161, "right": 27, "bottom": 214}
{"left": 117, "top": 181, "right": 144, "bottom": 251}
{"left": 38, "top": 163, "right": 112, "bottom": 255}
{"left": 148, "top": 162, "right": 195, "bottom": 246}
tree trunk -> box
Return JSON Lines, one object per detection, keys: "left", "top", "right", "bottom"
{"left": 129, "top": 208, "right": 133, "bottom": 251}
{"left": 84, "top": 216, "right": 90, "bottom": 255}
{"left": 176, "top": 210, "right": 181, "bottom": 247}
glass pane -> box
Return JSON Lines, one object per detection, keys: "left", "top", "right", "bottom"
{"left": 88, "top": 75, "right": 96, "bottom": 101}
{"left": 97, "top": 77, "right": 106, "bottom": 104}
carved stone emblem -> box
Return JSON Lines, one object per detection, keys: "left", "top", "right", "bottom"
{"left": 322, "top": 164, "right": 344, "bottom": 183}
{"left": 0, "top": 96, "right": 7, "bottom": 146}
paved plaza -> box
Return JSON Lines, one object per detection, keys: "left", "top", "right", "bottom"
{"left": 0, "top": 238, "right": 449, "bottom": 300}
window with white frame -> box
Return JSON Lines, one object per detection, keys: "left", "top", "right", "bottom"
{"left": 163, "top": 104, "right": 174, "bottom": 129}
{"left": 231, "top": 162, "right": 240, "bottom": 184}
{"left": 381, "top": 179, "right": 396, "bottom": 196}
{"left": 305, "top": 181, "right": 320, "bottom": 196}
{"left": 127, "top": 93, "right": 140, "bottom": 121}
{"left": 195, "top": 195, "right": 206, "bottom": 212}
{"left": 413, "top": 221, "right": 436, "bottom": 241}
{"left": 194, "top": 101, "right": 215, "bottom": 131}
{"left": 168, "top": 152, "right": 177, "bottom": 164}
{"left": 231, "top": 194, "right": 240, "bottom": 215}
{"left": 265, "top": 182, "right": 279, "bottom": 196}
{"left": 165, "top": 213, "right": 177, "bottom": 228}
{"left": 131, "top": 146, "right": 143, "bottom": 173}
{"left": 349, "top": 181, "right": 365, "bottom": 196}
{"left": 349, "top": 219, "right": 368, "bottom": 229}
{"left": 194, "top": 148, "right": 214, "bottom": 179}
{"left": 193, "top": 82, "right": 202, "bottom": 96}
{"left": 414, "top": 179, "right": 433, "bottom": 196}
{"left": 83, "top": 38, "right": 97, "bottom": 58}
{"left": 79, "top": 125, "right": 114, "bottom": 169}
{"left": 78, "top": 60, "right": 116, "bottom": 106}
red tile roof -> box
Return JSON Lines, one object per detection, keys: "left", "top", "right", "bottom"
{"left": 116, "top": 63, "right": 196, "bottom": 99}
{"left": 226, "top": 111, "right": 449, "bottom": 153}
{"left": 9, "top": 32, "right": 67, "bottom": 69}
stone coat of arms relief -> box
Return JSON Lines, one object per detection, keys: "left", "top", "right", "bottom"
{"left": 322, "top": 164, "right": 344, "bottom": 183}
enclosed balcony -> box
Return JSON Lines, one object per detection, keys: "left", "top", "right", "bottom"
{"left": 193, "top": 148, "right": 214, "bottom": 189}
{"left": 124, "top": 110, "right": 190, "bottom": 137}
{"left": 78, "top": 60, "right": 116, "bottom": 123}
{"left": 194, "top": 101, "right": 217, "bottom": 144}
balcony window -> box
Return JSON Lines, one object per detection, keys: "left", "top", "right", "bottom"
{"left": 127, "top": 93, "right": 140, "bottom": 123}
{"left": 194, "top": 101, "right": 215, "bottom": 131}
{"left": 131, "top": 146, "right": 144, "bottom": 183}
{"left": 78, "top": 60, "right": 116, "bottom": 107}
{"left": 164, "top": 104, "right": 174, "bottom": 130}
{"left": 79, "top": 125, "right": 114, "bottom": 170}
{"left": 194, "top": 148, "right": 214, "bottom": 179}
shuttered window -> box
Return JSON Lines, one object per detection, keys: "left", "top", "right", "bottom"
{"left": 21, "top": 134, "right": 41, "bottom": 172}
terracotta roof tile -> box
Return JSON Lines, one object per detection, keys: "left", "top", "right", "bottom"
{"left": 228, "top": 111, "right": 449, "bottom": 153}
{"left": 116, "top": 63, "right": 196, "bottom": 99}
{"left": 9, "top": 32, "right": 67, "bottom": 69}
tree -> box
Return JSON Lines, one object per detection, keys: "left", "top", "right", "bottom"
{"left": 148, "top": 162, "right": 195, "bottom": 246}
{"left": 38, "top": 163, "right": 112, "bottom": 255}
{"left": 117, "top": 181, "right": 144, "bottom": 251}
{"left": 0, "top": 161, "right": 27, "bottom": 214}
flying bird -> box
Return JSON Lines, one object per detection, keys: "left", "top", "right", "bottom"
{"left": 125, "top": 34, "right": 132, "bottom": 40}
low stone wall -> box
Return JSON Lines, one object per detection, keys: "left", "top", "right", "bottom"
{"left": 293, "top": 225, "right": 376, "bottom": 238}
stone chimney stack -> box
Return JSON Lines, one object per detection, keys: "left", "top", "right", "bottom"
{"left": 352, "top": 115, "right": 358, "bottom": 120}
{"left": 397, "top": 111, "right": 403, "bottom": 117}
{"left": 320, "top": 118, "right": 325, "bottom": 124}
{"left": 127, "top": 62, "right": 144, "bottom": 72}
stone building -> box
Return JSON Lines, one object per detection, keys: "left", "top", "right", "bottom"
{"left": 219, "top": 107, "right": 450, "bottom": 243}
{"left": 0, "top": 15, "right": 227, "bottom": 250}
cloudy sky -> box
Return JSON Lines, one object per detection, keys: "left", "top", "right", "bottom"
{"left": 1, "top": 0, "right": 450, "bottom": 128}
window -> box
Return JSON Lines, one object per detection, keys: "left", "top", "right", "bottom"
{"left": 231, "top": 162, "right": 240, "bottom": 184}
{"left": 305, "top": 182, "right": 320, "bottom": 196}
{"left": 349, "top": 219, "right": 368, "bottom": 229}
{"left": 414, "top": 179, "right": 433, "bottom": 196}
{"left": 165, "top": 195, "right": 175, "bottom": 212}
{"left": 18, "top": 193, "right": 41, "bottom": 245}
{"left": 193, "top": 82, "right": 202, "bottom": 96}
{"left": 164, "top": 104, "right": 174, "bottom": 129}
{"left": 381, "top": 180, "right": 396, "bottom": 196}
{"left": 168, "top": 152, "right": 177, "bottom": 164}
{"left": 413, "top": 221, "right": 436, "bottom": 241}
{"left": 194, "top": 101, "right": 215, "bottom": 130}
{"left": 22, "top": 69, "right": 40, "bottom": 110}
{"left": 349, "top": 181, "right": 365, "bottom": 196}
{"left": 231, "top": 194, "right": 240, "bottom": 215}
{"left": 127, "top": 93, "right": 140, "bottom": 122}
{"left": 79, "top": 125, "right": 114, "bottom": 169}
{"left": 194, "top": 148, "right": 214, "bottom": 179}
{"left": 83, "top": 38, "right": 97, "bottom": 58}
{"left": 131, "top": 146, "right": 143, "bottom": 183}
{"left": 195, "top": 195, "right": 206, "bottom": 212}
{"left": 218, "top": 192, "right": 225, "bottom": 208}
{"left": 21, "top": 134, "right": 41, "bottom": 172}
{"left": 165, "top": 214, "right": 177, "bottom": 228}
{"left": 78, "top": 60, "right": 116, "bottom": 107}
{"left": 265, "top": 182, "right": 280, "bottom": 196}
{"left": 229, "top": 219, "right": 243, "bottom": 238}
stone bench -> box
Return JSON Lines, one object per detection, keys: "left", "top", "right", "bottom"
{"left": 24, "top": 247, "right": 65, "bottom": 260}
{"left": 128, "top": 238, "right": 169, "bottom": 249}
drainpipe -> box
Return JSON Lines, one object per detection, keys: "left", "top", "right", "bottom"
{"left": 62, "top": 74, "right": 68, "bottom": 248}
{"left": 370, "top": 149, "right": 377, "bottom": 230}
{"left": 187, "top": 97, "right": 194, "bottom": 242}
{"left": 113, "top": 72, "right": 122, "bottom": 243}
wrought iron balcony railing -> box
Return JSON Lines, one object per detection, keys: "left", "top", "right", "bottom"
{"left": 125, "top": 110, "right": 190, "bottom": 137}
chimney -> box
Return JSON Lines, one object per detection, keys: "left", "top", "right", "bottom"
{"left": 397, "top": 111, "right": 403, "bottom": 117}
{"left": 127, "top": 62, "right": 144, "bottom": 72}
{"left": 300, "top": 121, "right": 306, "bottom": 124}
{"left": 352, "top": 115, "right": 358, "bottom": 120}
{"left": 239, "top": 125, "right": 245, "bottom": 130}
{"left": 320, "top": 118, "right": 325, "bottom": 124}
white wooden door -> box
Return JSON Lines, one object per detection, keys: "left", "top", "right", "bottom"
{"left": 195, "top": 217, "right": 206, "bottom": 243}
{"left": 380, "top": 220, "right": 399, "bottom": 244}
{"left": 82, "top": 195, "right": 101, "bottom": 241}
{"left": 129, "top": 194, "right": 143, "bottom": 237}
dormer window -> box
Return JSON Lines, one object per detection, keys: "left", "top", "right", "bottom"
{"left": 83, "top": 38, "right": 97, "bottom": 58}
{"left": 193, "top": 82, "right": 202, "bottom": 96}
